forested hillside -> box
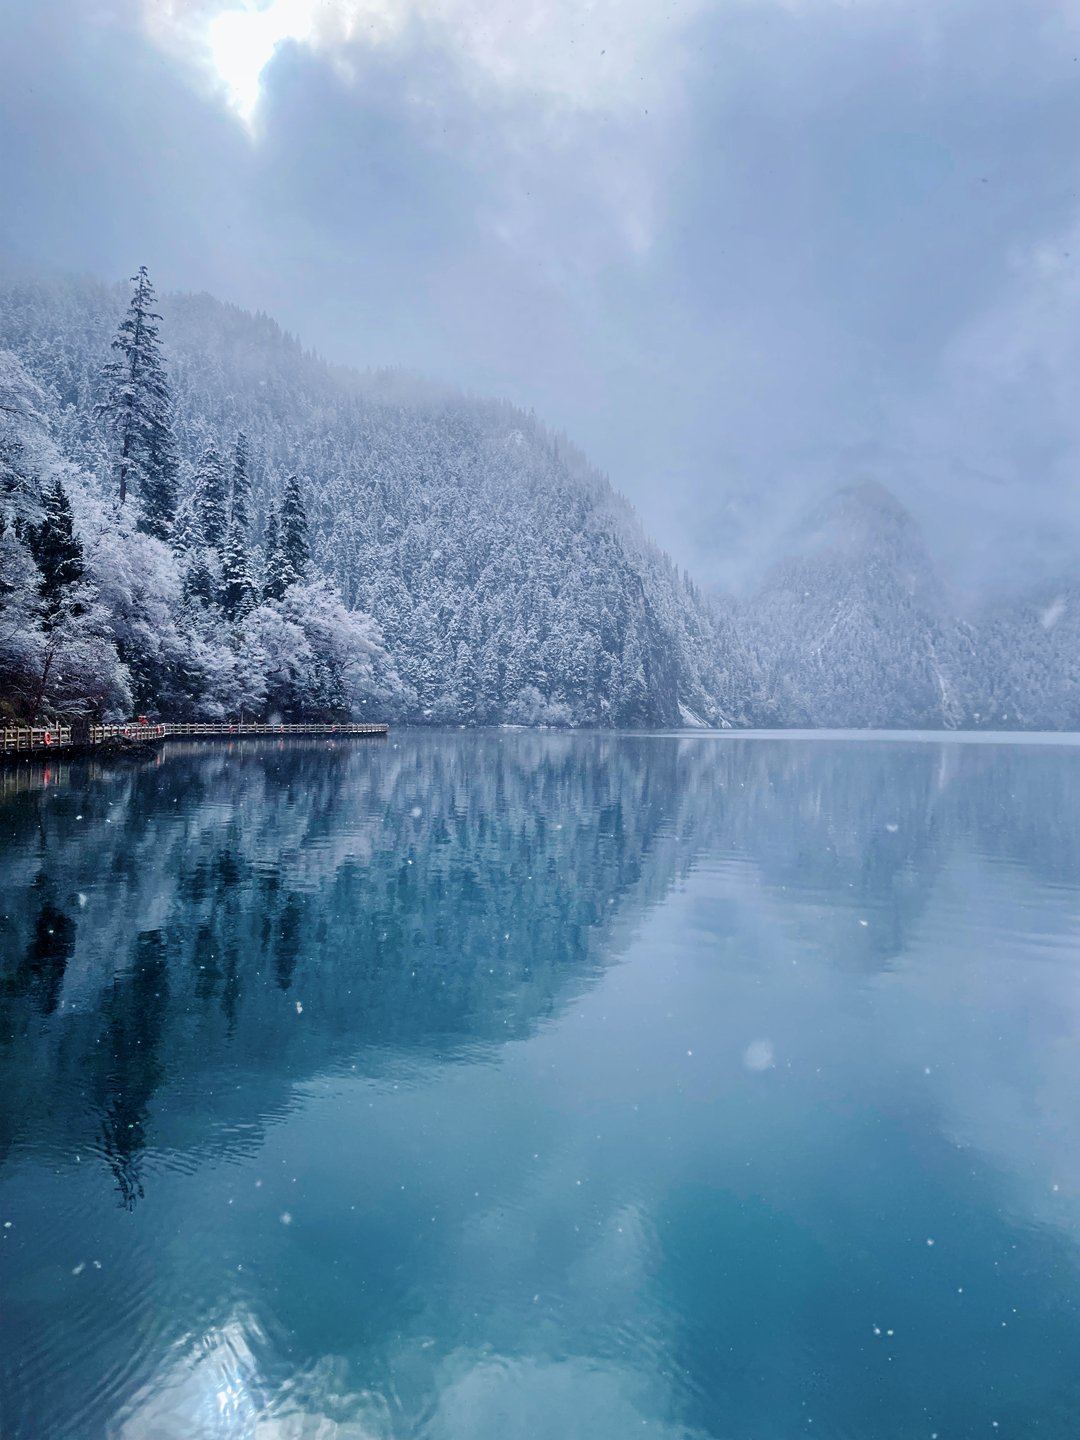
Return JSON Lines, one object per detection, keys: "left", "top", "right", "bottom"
{"left": 1, "top": 271, "right": 1076, "bottom": 730}
{"left": 737, "top": 482, "right": 1079, "bottom": 730}
{"left": 738, "top": 483, "right": 974, "bottom": 728}
{"left": 1, "top": 275, "right": 754, "bottom": 727}
{"left": 962, "top": 580, "right": 1080, "bottom": 731}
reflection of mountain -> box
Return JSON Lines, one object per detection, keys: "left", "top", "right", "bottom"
{"left": 2, "top": 733, "right": 1077, "bottom": 1199}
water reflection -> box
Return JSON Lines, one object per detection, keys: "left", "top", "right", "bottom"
{"left": 1, "top": 732, "right": 1078, "bottom": 1439}
{"left": 2, "top": 734, "right": 1079, "bottom": 1197}
{"left": 92, "top": 930, "right": 170, "bottom": 1210}
{"left": 7, "top": 884, "right": 77, "bottom": 1016}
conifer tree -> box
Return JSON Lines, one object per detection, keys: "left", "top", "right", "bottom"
{"left": 263, "top": 503, "right": 288, "bottom": 601}
{"left": 140, "top": 410, "right": 179, "bottom": 543}
{"left": 219, "top": 434, "right": 257, "bottom": 620}
{"left": 220, "top": 532, "right": 257, "bottom": 620}
{"left": 280, "top": 474, "right": 310, "bottom": 587}
{"left": 193, "top": 448, "right": 228, "bottom": 552}
{"left": 170, "top": 493, "right": 200, "bottom": 559}
{"left": 96, "top": 267, "right": 178, "bottom": 538}
{"left": 26, "top": 480, "right": 84, "bottom": 630}
{"left": 183, "top": 548, "right": 217, "bottom": 609}
{"left": 230, "top": 431, "right": 251, "bottom": 533}
{"left": 1, "top": 432, "right": 35, "bottom": 533}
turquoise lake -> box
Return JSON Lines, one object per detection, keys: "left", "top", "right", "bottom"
{"left": 1, "top": 730, "right": 1079, "bottom": 1439}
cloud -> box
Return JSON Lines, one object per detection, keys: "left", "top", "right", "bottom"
{"left": 900, "top": 217, "right": 1080, "bottom": 588}
{"left": 140, "top": 0, "right": 714, "bottom": 269}
{"left": 3, "top": 0, "right": 1079, "bottom": 597}
{"left": 142, "top": 0, "right": 710, "bottom": 123}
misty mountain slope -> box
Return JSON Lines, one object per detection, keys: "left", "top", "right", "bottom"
{"left": 1, "top": 278, "right": 755, "bottom": 727}
{"left": 739, "top": 483, "right": 974, "bottom": 728}
{"left": 966, "top": 581, "right": 1080, "bottom": 730}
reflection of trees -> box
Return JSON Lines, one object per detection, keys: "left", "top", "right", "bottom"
{"left": 91, "top": 930, "right": 169, "bottom": 1210}
{"left": 3, "top": 889, "right": 77, "bottom": 1016}
{"left": 2, "top": 733, "right": 1078, "bottom": 1198}
{"left": 275, "top": 894, "right": 305, "bottom": 992}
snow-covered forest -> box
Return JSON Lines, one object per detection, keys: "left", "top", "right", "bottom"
{"left": 1, "top": 271, "right": 1076, "bottom": 729}
{"left": 1, "top": 273, "right": 752, "bottom": 728}
{"left": 737, "top": 482, "right": 1079, "bottom": 730}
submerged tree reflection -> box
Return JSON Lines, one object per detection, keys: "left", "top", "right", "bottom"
{"left": 6, "top": 889, "right": 77, "bottom": 1017}
{"left": 92, "top": 930, "right": 169, "bottom": 1209}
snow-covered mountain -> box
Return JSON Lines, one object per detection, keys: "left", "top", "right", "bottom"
{"left": 2, "top": 274, "right": 1076, "bottom": 730}
{"left": 735, "top": 481, "right": 1079, "bottom": 730}
{"left": 1, "top": 277, "right": 755, "bottom": 728}
{"left": 964, "top": 579, "right": 1080, "bottom": 730}
{"left": 737, "top": 483, "right": 974, "bottom": 728}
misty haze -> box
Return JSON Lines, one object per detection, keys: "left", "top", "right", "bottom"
{"left": 1, "top": 1, "right": 1078, "bottom": 1438}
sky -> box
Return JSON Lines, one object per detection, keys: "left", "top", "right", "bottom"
{"left": 2, "top": 0, "right": 1079, "bottom": 598}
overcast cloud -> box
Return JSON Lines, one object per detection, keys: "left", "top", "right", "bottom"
{"left": 2, "top": 0, "right": 1078, "bottom": 596}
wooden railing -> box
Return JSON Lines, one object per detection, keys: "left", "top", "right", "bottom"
{"left": 149, "top": 722, "right": 388, "bottom": 738}
{"left": 3, "top": 721, "right": 388, "bottom": 753}
{"left": 2, "top": 725, "right": 72, "bottom": 753}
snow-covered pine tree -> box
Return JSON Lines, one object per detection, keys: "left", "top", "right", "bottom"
{"left": 219, "top": 525, "right": 256, "bottom": 621}
{"left": 193, "top": 447, "right": 229, "bottom": 552}
{"left": 182, "top": 547, "right": 217, "bottom": 609}
{"left": 141, "top": 404, "right": 179, "bottom": 543}
{"left": 26, "top": 480, "right": 84, "bottom": 630}
{"left": 280, "top": 474, "right": 310, "bottom": 587}
{"left": 262, "top": 502, "right": 288, "bottom": 601}
{"left": 1, "top": 433, "right": 37, "bottom": 542}
{"left": 174, "top": 448, "right": 225, "bottom": 607}
{"left": 230, "top": 431, "right": 251, "bottom": 533}
{"left": 95, "top": 267, "right": 178, "bottom": 538}
{"left": 219, "top": 433, "right": 258, "bottom": 620}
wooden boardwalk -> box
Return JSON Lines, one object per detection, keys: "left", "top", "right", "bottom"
{"left": 2, "top": 721, "right": 389, "bottom": 754}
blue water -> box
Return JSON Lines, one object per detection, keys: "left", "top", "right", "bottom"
{"left": 1, "top": 730, "right": 1079, "bottom": 1439}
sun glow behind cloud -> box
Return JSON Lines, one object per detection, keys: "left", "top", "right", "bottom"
{"left": 206, "top": 2, "right": 314, "bottom": 120}
{"left": 142, "top": 0, "right": 717, "bottom": 263}
{"left": 150, "top": 0, "right": 714, "bottom": 126}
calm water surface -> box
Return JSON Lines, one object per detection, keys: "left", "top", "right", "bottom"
{"left": 2, "top": 730, "right": 1079, "bottom": 1439}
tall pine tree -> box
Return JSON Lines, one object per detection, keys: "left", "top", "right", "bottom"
{"left": 96, "top": 267, "right": 178, "bottom": 539}
{"left": 140, "top": 407, "right": 179, "bottom": 543}
{"left": 230, "top": 431, "right": 251, "bottom": 533}
{"left": 262, "top": 477, "right": 310, "bottom": 602}
{"left": 262, "top": 503, "right": 286, "bottom": 601}
{"left": 193, "top": 447, "right": 228, "bottom": 552}
{"left": 280, "top": 474, "right": 310, "bottom": 586}
{"left": 26, "top": 480, "right": 84, "bottom": 630}
{"left": 219, "top": 432, "right": 257, "bottom": 620}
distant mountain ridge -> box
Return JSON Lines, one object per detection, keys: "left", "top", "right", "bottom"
{"left": 738, "top": 481, "right": 1078, "bottom": 730}
{"left": 740, "top": 482, "right": 971, "bottom": 728}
